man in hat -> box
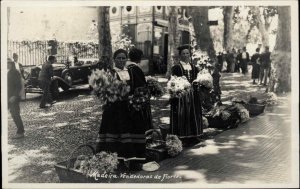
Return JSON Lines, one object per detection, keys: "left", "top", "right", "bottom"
{"left": 259, "top": 46, "right": 271, "bottom": 85}
{"left": 13, "top": 53, "right": 26, "bottom": 100}
{"left": 240, "top": 47, "right": 250, "bottom": 74}
{"left": 7, "top": 59, "right": 25, "bottom": 139}
{"left": 38, "top": 55, "right": 55, "bottom": 108}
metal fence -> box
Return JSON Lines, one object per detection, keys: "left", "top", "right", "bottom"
{"left": 7, "top": 40, "right": 153, "bottom": 66}
{"left": 7, "top": 41, "right": 48, "bottom": 67}
{"left": 7, "top": 41, "right": 100, "bottom": 66}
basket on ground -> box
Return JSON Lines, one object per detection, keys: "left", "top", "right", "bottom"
{"left": 54, "top": 144, "right": 145, "bottom": 183}
{"left": 244, "top": 103, "right": 265, "bottom": 116}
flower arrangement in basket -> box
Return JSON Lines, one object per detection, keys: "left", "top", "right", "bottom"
{"left": 205, "top": 101, "right": 250, "bottom": 129}
{"left": 146, "top": 76, "right": 165, "bottom": 98}
{"left": 265, "top": 92, "right": 278, "bottom": 105}
{"left": 165, "top": 135, "right": 183, "bottom": 157}
{"left": 233, "top": 103, "right": 250, "bottom": 123}
{"left": 89, "top": 69, "right": 130, "bottom": 108}
{"left": 82, "top": 151, "right": 119, "bottom": 177}
{"left": 128, "top": 87, "right": 151, "bottom": 111}
{"left": 167, "top": 76, "right": 192, "bottom": 98}
{"left": 193, "top": 70, "right": 213, "bottom": 89}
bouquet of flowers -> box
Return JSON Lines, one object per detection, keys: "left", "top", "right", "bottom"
{"left": 202, "top": 116, "right": 209, "bottom": 129}
{"left": 82, "top": 151, "right": 119, "bottom": 177}
{"left": 128, "top": 87, "right": 151, "bottom": 111}
{"left": 265, "top": 92, "right": 278, "bottom": 105}
{"left": 233, "top": 103, "right": 250, "bottom": 123}
{"left": 89, "top": 69, "right": 130, "bottom": 107}
{"left": 194, "top": 71, "right": 213, "bottom": 89}
{"left": 165, "top": 135, "right": 183, "bottom": 157}
{"left": 167, "top": 76, "right": 191, "bottom": 98}
{"left": 192, "top": 49, "right": 210, "bottom": 66}
{"left": 221, "top": 110, "right": 231, "bottom": 121}
{"left": 146, "top": 76, "right": 165, "bottom": 98}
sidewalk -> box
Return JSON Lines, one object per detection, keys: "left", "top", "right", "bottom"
{"left": 120, "top": 72, "right": 293, "bottom": 184}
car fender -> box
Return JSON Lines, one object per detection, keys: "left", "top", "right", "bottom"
{"left": 52, "top": 76, "right": 71, "bottom": 90}
{"left": 61, "top": 69, "right": 72, "bottom": 78}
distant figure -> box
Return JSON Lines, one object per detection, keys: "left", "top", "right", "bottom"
{"left": 226, "top": 49, "right": 235, "bottom": 73}
{"left": 251, "top": 48, "right": 261, "bottom": 84}
{"left": 259, "top": 46, "right": 271, "bottom": 85}
{"left": 217, "top": 52, "right": 223, "bottom": 71}
{"left": 13, "top": 53, "right": 26, "bottom": 100}
{"left": 235, "top": 49, "right": 242, "bottom": 73}
{"left": 38, "top": 56, "right": 55, "bottom": 108}
{"left": 212, "top": 66, "right": 222, "bottom": 101}
{"left": 240, "top": 47, "right": 250, "bottom": 74}
{"left": 231, "top": 48, "right": 237, "bottom": 72}
{"left": 7, "top": 59, "right": 25, "bottom": 139}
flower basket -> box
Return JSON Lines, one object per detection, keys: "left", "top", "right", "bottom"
{"left": 145, "top": 144, "right": 169, "bottom": 162}
{"left": 54, "top": 144, "right": 143, "bottom": 183}
{"left": 244, "top": 103, "right": 265, "bottom": 117}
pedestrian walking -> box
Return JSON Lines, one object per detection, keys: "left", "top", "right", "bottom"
{"left": 259, "top": 46, "right": 271, "bottom": 85}
{"left": 212, "top": 66, "right": 222, "bottom": 101}
{"left": 217, "top": 52, "right": 223, "bottom": 71}
{"left": 38, "top": 55, "right": 55, "bottom": 108}
{"left": 170, "top": 44, "right": 202, "bottom": 146}
{"left": 251, "top": 48, "right": 261, "bottom": 84}
{"left": 96, "top": 48, "right": 153, "bottom": 159}
{"left": 231, "top": 48, "right": 237, "bottom": 72}
{"left": 7, "top": 59, "right": 25, "bottom": 139}
{"left": 13, "top": 53, "right": 26, "bottom": 100}
{"left": 240, "top": 47, "right": 250, "bottom": 74}
{"left": 235, "top": 49, "right": 242, "bottom": 73}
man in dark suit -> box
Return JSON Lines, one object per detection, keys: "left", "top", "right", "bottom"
{"left": 38, "top": 55, "right": 55, "bottom": 108}
{"left": 240, "top": 47, "right": 250, "bottom": 74}
{"left": 7, "top": 59, "right": 25, "bottom": 139}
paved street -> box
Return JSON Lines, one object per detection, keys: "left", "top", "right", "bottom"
{"left": 5, "top": 71, "right": 295, "bottom": 185}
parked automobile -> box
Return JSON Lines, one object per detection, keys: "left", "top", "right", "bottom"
{"left": 25, "top": 58, "right": 101, "bottom": 99}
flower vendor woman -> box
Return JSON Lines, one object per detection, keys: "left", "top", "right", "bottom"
{"left": 96, "top": 48, "right": 153, "bottom": 159}
{"left": 169, "top": 44, "right": 202, "bottom": 144}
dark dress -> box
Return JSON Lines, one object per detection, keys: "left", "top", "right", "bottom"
{"left": 251, "top": 53, "right": 260, "bottom": 79}
{"left": 96, "top": 64, "right": 153, "bottom": 158}
{"left": 170, "top": 62, "right": 203, "bottom": 139}
{"left": 240, "top": 52, "right": 250, "bottom": 74}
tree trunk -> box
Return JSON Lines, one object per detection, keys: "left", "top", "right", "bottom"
{"left": 190, "top": 6, "right": 216, "bottom": 59}
{"left": 223, "top": 6, "right": 234, "bottom": 51}
{"left": 166, "top": 6, "right": 180, "bottom": 77}
{"left": 267, "top": 6, "right": 291, "bottom": 93}
{"left": 98, "top": 6, "right": 113, "bottom": 70}
{"left": 252, "top": 7, "right": 269, "bottom": 48}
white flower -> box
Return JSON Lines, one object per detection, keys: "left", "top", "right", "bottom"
{"left": 194, "top": 72, "right": 213, "bottom": 89}
{"left": 167, "top": 76, "right": 191, "bottom": 98}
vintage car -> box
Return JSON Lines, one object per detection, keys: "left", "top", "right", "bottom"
{"left": 25, "top": 58, "right": 101, "bottom": 99}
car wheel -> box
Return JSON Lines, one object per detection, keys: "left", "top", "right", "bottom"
{"left": 51, "top": 80, "right": 59, "bottom": 100}
{"left": 63, "top": 72, "right": 73, "bottom": 86}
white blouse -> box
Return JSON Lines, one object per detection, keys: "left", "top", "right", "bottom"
{"left": 114, "top": 67, "right": 130, "bottom": 81}
{"left": 180, "top": 61, "right": 192, "bottom": 71}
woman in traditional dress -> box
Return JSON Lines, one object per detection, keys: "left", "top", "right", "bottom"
{"left": 170, "top": 44, "right": 202, "bottom": 145}
{"left": 96, "top": 48, "right": 152, "bottom": 159}
{"left": 251, "top": 48, "right": 261, "bottom": 84}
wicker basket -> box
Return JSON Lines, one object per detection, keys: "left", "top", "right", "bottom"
{"left": 54, "top": 144, "right": 144, "bottom": 183}
{"left": 245, "top": 103, "right": 265, "bottom": 116}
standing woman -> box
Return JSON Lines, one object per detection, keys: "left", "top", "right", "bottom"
{"left": 96, "top": 48, "right": 152, "bottom": 159}
{"left": 170, "top": 44, "right": 202, "bottom": 145}
{"left": 251, "top": 48, "right": 261, "bottom": 84}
